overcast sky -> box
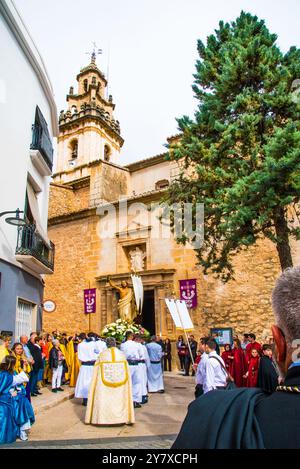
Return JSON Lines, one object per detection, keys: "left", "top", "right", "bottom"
{"left": 14, "top": 0, "right": 300, "bottom": 164}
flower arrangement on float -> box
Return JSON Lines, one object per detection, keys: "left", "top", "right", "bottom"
{"left": 101, "top": 318, "right": 150, "bottom": 343}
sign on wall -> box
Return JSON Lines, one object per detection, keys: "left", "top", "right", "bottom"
{"left": 43, "top": 300, "right": 56, "bottom": 313}
{"left": 84, "top": 288, "right": 96, "bottom": 314}
{"left": 179, "top": 279, "right": 197, "bottom": 308}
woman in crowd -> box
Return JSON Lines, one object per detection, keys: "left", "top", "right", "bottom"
{"left": 11, "top": 343, "right": 31, "bottom": 401}
{"left": 244, "top": 347, "right": 260, "bottom": 387}
{"left": 163, "top": 338, "right": 172, "bottom": 372}
{"left": 0, "top": 355, "right": 35, "bottom": 443}
{"left": 0, "top": 335, "right": 11, "bottom": 363}
{"left": 221, "top": 344, "right": 234, "bottom": 376}
{"left": 49, "top": 339, "right": 65, "bottom": 393}
{"left": 176, "top": 335, "right": 186, "bottom": 372}
{"left": 231, "top": 338, "right": 247, "bottom": 387}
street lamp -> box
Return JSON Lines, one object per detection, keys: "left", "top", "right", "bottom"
{"left": 0, "top": 208, "right": 27, "bottom": 227}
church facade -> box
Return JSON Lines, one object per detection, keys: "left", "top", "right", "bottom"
{"left": 43, "top": 56, "right": 299, "bottom": 342}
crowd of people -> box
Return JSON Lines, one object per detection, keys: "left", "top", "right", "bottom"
{"left": 173, "top": 266, "right": 300, "bottom": 449}
{"left": 175, "top": 332, "right": 280, "bottom": 397}
{"left": 0, "top": 330, "right": 166, "bottom": 444}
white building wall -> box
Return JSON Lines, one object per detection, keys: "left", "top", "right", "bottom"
{"left": 0, "top": 1, "right": 57, "bottom": 271}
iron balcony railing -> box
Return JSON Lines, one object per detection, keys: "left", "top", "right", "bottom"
{"left": 30, "top": 123, "right": 54, "bottom": 171}
{"left": 16, "top": 225, "right": 55, "bottom": 272}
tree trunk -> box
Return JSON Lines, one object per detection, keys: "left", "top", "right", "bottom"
{"left": 273, "top": 208, "right": 293, "bottom": 271}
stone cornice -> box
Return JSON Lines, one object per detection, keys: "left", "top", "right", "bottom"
{"left": 48, "top": 207, "right": 97, "bottom": 226}
{"left": 96, "top": 268, "right": 176, "bottom": 283}
{"left": 59, "top": 112, "right": 124, "bottom": 147}
{"left": 52, "top": 158, "right": 129, "bottom": 179}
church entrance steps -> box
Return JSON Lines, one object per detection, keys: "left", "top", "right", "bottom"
{"left": 32, "top": 385, "right": 75, "bottom": 415}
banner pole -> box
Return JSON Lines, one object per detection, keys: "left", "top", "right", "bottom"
{"left": 174, "top": 299, "right": 194, "bottom": 366}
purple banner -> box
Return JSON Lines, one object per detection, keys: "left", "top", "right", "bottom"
{"left": 84, "top": 288, "right": 96, "bottom": 314}
{"left": 179, "top": 279, "right": 197, "bottom": 309}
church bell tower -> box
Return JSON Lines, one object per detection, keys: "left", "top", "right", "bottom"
{"left": 56, "top": 50, "right": 124, "bottom": 173}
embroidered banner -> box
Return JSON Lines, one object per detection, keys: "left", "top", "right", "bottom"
{"left": 179, "top": 279, "right": 197, "bottom": 309}
{"left": 84, "top": 288, "right": 96, "bottom": 314}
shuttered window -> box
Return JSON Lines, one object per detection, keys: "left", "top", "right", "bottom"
{"left": 15, "top": 299, "right": 35, "bottom": 339}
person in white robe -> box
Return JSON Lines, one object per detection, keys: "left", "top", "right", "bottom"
{"left": 85, "top": 337, "right": 135, "bottom": 425}
{"left": 120, "top": 331, "right": 143, "bottom": 408}
{"left": 135, "top": 335, "right": 150, "bottom": 404}
{"left": 94, "top": 336, "right": 107, "bottom": 356}
{"left": 146, "top": 336, "right": 164, "bottom": 393}
{"left": 75, "top": 333, "right": 99, "bottom": 406}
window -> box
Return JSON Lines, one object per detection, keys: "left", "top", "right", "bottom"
{"left": 70, "top": 139, "right": 78, "bottom": 159}
{"left": 155, "top": 179, "right": 169, "bottom": 190}
{"left": 104, "top": 144, "right": 111, "bottom": 162}
{"left": 15, "top": 299, "right": 36, "bottom": 339}
{"left": 30, "top": 106, "right": 53, "bottom": 171}
{"left": 84, "top": 79, "right": 88, "bottom": 92}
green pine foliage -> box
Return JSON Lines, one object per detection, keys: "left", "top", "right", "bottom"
{"left": 166, "top": 11, "right": 300, "bottom": 282}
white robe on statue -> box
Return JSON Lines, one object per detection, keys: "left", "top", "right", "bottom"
{"left": 75, "top": 340, "right": 98, "bottom": 399}
{"left": 85, "top": 347, "right": 135, "bottom": 425}
{"left": 146, "top": 342, "right": 164, "bottom": 392}
{"left": 120, "top": 340, "right": 143, "bottom": 403}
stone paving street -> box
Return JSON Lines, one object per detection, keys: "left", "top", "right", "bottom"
{"left": 3, "top": 373, "right": 194, "bottom": 449}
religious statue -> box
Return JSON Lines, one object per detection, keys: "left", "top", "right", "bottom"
{"left": 129, "top": 247, "right": 146, "bottom": 272}
{"left": 108, "top": 277, "right": 137, "bottom": 323}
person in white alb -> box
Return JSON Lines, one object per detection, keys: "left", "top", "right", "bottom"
{"left": 93, "top": 335, "right": 107, "bottom": 356}
{"left": 134, "top": 334, "right": 150, "bottom": 404}
{"left": 203, "top": 339, "right": 227, "bottom": 394}
{"left": 75, "top": 333, "right": 99, "bottom": 406}
{"left": 195, "top": 337, "right": 209, "bottom": 398}
{"left": 120, "top": 331, "right": 143, "bottom": 408}
{"left": 146, "top": 336, "right": 164, "bottom": 393}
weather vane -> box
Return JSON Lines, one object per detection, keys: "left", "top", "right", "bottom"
{"left": 86, "top": 42, "right": 102, "bottom": 63}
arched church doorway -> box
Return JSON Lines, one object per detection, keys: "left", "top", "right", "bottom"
{"left": 141, "top": 290, "right": 155, "bottom": 336}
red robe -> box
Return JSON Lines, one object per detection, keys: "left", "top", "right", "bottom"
{"left": 221, "top": 350, "right": 234, "bottom": 376}
{"left": 246, "top": 356, "right": 260, "bottom": 387}
{"left": 245, "top": 342, "right": 262, "bottom": 363}
{"left": 232, "top": 347, "right": 247, "bottom": 387}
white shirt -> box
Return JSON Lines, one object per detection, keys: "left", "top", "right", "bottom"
{"left": 120, "top": 340, "right": 143, "bottom": 361}
{"left": 77, "top": 340, "right": 98, "bottom": 362}
{"left": 196, "top": 352, "right": 208, "bottom": 385}
{"left": 203, "top": 351, "right": 227, "bottom": 394}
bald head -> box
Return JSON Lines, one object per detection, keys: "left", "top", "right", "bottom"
{"left": 272, "top": 266, "right": 300, "bottom": 345}
{"left": 20, "top": 335, "right": 28, "bottom": 344}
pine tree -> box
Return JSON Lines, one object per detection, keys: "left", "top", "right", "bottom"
{"left": 166, "top": 11, "right": 300, "bottom": 282}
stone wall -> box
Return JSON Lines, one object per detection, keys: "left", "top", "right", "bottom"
{"left": 48, "top": 184, "right": 90, "bottom": 219}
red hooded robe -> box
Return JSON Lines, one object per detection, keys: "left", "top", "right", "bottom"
{"left": 232, "top": 346, "right": 247, "bottom": 387}
{"left": 246, "top": 355, "right": 260, "bottom": 387}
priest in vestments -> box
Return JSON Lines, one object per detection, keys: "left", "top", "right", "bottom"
{"left": 85, "top": 338, "right": 135, "bottom": 425}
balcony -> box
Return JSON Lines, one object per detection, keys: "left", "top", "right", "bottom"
{"left": 30, "top": 123, "right": 54, "bottom": 176}
{"left": 15, "top": 225, "right": 55, "bottom": 275}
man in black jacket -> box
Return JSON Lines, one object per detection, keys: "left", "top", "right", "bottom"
{"left": 172, "top": 266, "right": 300, "bottom": 449}
{"left": 27, "top": 332, "right": 44, "bottom": 397}
{"left": 184, "top": 335, "right": 198, "bottom": 376}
